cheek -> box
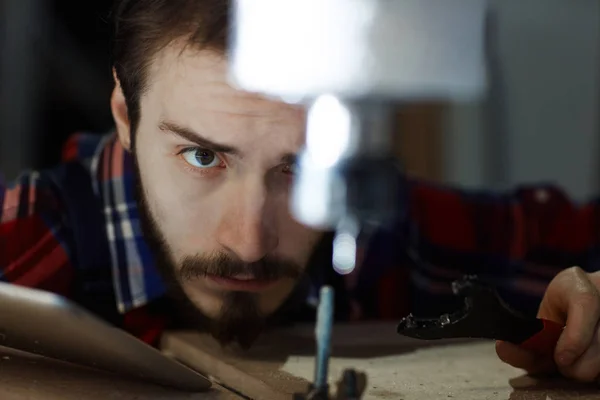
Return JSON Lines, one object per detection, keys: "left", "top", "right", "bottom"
{"left": 277, "top": 215, "right": 322, "bottom": 263}
{"left": 153, "top": 187, "right": 225, "bottom": 258}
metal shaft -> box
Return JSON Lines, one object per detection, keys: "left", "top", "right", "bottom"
{"left": 314, "top": 286, "right": 334, "bottom": 391}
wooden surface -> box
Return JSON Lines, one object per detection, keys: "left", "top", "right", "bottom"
{"left": 0, "top": 346, "right": 240, "bottom": 400}
{"left": 163, "top": 322, "right": 600, "bottom": 400}
{"left": 163, "top": 333, "right": 309, "bottom": 400}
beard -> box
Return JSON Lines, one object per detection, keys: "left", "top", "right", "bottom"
{"left": 130, "top": 150, "right": 309, "bottom": 349}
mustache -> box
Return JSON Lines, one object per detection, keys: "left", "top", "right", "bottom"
{"left": 179, "top": 252, "right": 303, "bottom": 281}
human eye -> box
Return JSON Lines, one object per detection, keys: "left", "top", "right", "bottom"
{"left": 282, "top": 162, "right": 297, "bottom": 175}
{"left": 179, "top": 147, "right": 224, "bottom": 169}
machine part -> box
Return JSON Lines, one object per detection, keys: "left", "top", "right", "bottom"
{"left": 229, "top": 0, "right": 488, "bottom": 101}
{"left": 293, "top": 98, "right": 400, "bottom": 274}
{"left": 291, "top": 97, "right": 398, "bottom": 228}
{"left": 332, "top": 217, "right": 362, "bottom": 275}
{"left": 397, "top": 276, "right": 564, "bottom": 356}
{"left": 229, "top": 0, "right": 489, "bottom": 272}
{"left": 295, "top": 367, "right": 364, "bottom": 400}
{"left": 339, "top": 369, "right": 359, "bottom": 400}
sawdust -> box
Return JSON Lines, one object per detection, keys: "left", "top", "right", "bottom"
{"left": 282, "top": 341, "right": 520, "bottom": 400}
{"left": 368, "top": 388, "right": 403, "bottom": 399}
{"left": 281, "top": 341, "right": 600, "bottom": 399}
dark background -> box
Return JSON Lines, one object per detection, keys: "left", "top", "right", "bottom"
{"left": 40, "top": 0, "right": 115, "bottom": 167}
{"left": 0, "top": 0, "right": 115, "bottom": 178}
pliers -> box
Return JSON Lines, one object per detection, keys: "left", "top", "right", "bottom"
{"left": 397, "top": 275, "right": 564, "bottom": 356}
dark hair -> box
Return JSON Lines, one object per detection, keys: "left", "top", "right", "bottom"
{"left": 111, "top": 0, "right": 229, "bottom": 134}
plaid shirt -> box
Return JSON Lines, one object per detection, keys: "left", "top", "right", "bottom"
{"left": 1, "top": 132, "right": 598, "bottom": 345}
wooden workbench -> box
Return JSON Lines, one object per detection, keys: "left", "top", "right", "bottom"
{"left": 0, "top": 346, "right": 240, "bottom": 400}
{"left": 1, "top": 322, "right": 597, "bottom": 400}
{"left": 163, "top": 322, "right": 600, "bottom": 400}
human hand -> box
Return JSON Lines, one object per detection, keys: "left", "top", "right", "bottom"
{"left": 496, "top": 267, "right": 600, "bottom": 382}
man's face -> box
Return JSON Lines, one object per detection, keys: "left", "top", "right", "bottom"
{"left": 121, "top": 45, "right": 322, "bottom": 346}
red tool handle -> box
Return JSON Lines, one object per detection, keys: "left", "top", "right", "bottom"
{"left": 519, "top": 319, "right": 564, "bottom": 356}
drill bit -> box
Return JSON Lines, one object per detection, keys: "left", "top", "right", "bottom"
{"left": 314, "top": 286, "right": 334, "bottom": 393}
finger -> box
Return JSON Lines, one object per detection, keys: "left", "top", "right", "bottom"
{"left": 495, "top": 341, "right": 555, "bottom": 374}
{"left": 554, "top": 288, "right": 600, "bottom": 367}
{"left": 544, "top": 267, "right": 600, "bottom": 367}
{"left": 559, "top": 323, "right": 600, "bottom": 382}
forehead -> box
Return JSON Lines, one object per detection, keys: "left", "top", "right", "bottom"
{"left": 146, "top": 44, "right": 305, "bottom": 128}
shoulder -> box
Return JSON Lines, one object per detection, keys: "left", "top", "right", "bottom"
{"left": 58, "top": 131, "right": 125, "bottom": 194}
{"left": 0, "top": 170, "right": 64, "bottom": 228}
{"left": 61, "top": 131, "right": 116, "bottom": 167}
{"left": 0, "top": 168, "right": 73, "bottom": 294}
{"left": 1, "top": 131, "right": 117, "bottom": 246}
{"left": 0, "top": 131, "right": 124, "bottom": 299}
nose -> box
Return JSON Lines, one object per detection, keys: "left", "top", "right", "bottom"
{"left": 215, "top": 180, "right": 279, "bottom": 263}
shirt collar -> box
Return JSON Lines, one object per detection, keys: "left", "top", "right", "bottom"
{"left": 92, "top": 134, "right": 166, "bottom": 313}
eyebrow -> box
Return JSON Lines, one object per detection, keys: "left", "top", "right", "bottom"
{"left": 159, "top": 120, "right": 299, "bottom": 164}
{"left": 159, "top": 121, "right": 239, "bottom": 154}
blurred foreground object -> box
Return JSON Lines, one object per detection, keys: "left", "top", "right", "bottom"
{"left": 229, "top": 0, "right": 489, "bottom": 273}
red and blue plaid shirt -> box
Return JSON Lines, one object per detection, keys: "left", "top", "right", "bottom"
{"left": 1, "top": 132, "right": 598, "bottom": 345}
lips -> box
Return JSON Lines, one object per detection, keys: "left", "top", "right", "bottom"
{"left": 207, "top": 274, "right": 278, "bottom": 292}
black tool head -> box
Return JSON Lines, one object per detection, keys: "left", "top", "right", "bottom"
{"left": 397, "top": 276, "right": 544, "bottom": 343}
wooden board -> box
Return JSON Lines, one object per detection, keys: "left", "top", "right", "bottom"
{"left": 0, "top": 346, "right": 239, "bottom": 400}
{"left": 163, "top": 322, "right": 600, "bottom": 400}
{"left": 162, "top": 332, "right": 310, "bottom": 400}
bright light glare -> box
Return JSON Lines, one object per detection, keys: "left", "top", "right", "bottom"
{"left": 332, "top": 232, "right": 357, "bottom": 275}
{"left": 306, "top": 95, "right": 351, "bottom": 168}
{"left": 231, "top": 0, "right": 374, "bottom": 96}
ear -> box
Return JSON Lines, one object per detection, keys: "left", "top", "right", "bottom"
{"left": 110, "top": 69, "right": 132, "bottom": 152}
